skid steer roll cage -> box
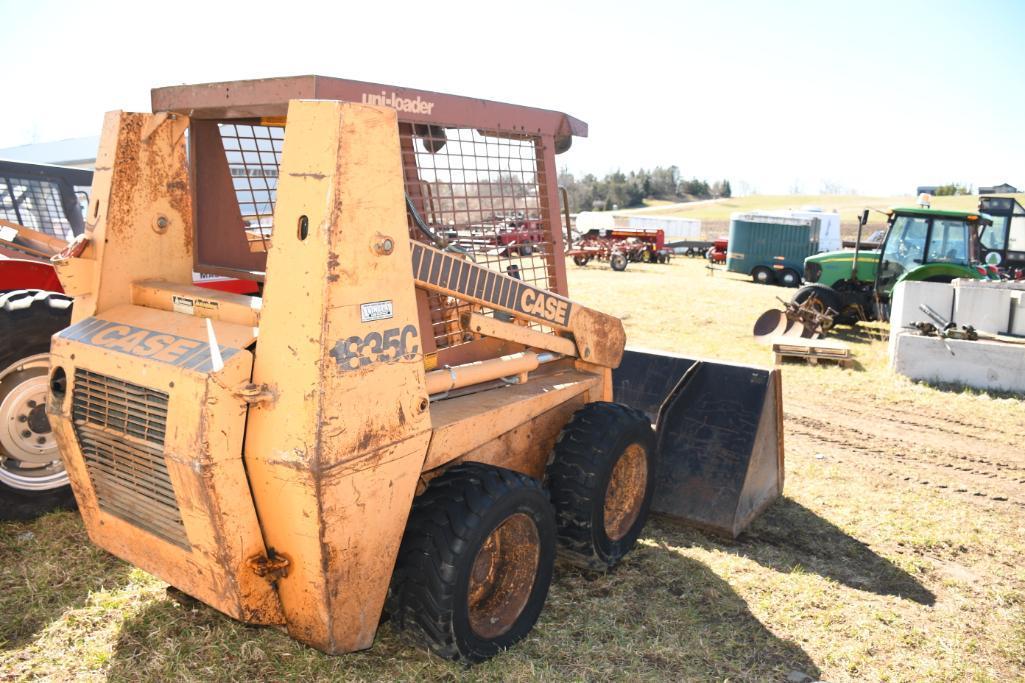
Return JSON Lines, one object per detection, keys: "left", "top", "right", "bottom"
{"left": 152, "top": 76, "right": 587, "bottom": 364}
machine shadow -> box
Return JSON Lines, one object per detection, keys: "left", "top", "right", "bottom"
{"left": 830, "top": 325, "right": 888, "bottom": 345}
{"left": 654, "top": 498, "right": 934, "bottom": 606}
{"left": 0, "top": 512, "right": 130, "bottom": 651}
{"left": 552, "top": 544, "right": 822, "bottom": 680}
{"left": 102, "top": 546, "right": 823, "bottom": 682}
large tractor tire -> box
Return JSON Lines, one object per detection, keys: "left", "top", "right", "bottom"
{"left": 0, "top": 290, "right": 75, "bottom": 521}
{"left": 388, "top": 463, "right": 556, "bottom": 663}
{"left": 546, "top": 402, "right": 656, "bottom": 571}
{"left": 792, "top": 283, "right": 858, "bottom": 326}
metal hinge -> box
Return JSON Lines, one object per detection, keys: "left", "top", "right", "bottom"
{"left": 233, "top": 382, "right": 275, "bottom": 406}
{"left": 247, "top": 552, "right": 291, "bottom": 581}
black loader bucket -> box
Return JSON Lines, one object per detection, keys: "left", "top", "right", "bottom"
{"left": 613, "top": 348, "right": 784, "bottom": 538}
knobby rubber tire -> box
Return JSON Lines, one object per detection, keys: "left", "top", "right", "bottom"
{"left": 545, "top": 402, "right": 656, "bottom": 571}
{"left": 387, "top": 463, "right": 556, "bottom": 663}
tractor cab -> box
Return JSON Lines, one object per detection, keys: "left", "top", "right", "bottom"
{"left": 978, "top": 196, "right": 1025, "bottom": 274}
{"left": 875, "top": 207, "right": 990, "bottom": 296}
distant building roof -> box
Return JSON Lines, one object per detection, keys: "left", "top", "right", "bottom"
{"left": 979, "top": 183, "right": 1018, "bottom": 194}
{"left": 0, "top": 136, "right": 100, "bottom": 168}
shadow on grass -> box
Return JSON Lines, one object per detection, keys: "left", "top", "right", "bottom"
{"left": 830, "top": 324, "right": 888, "bottom": 345}
{"left": 102, "top": 545, "right": 822, "bottom": 682}
{"left": 549, "top": 547, "right": 823, "bottom": 681}
{"left": 0, "top": 511, "right": 130, "bottom": 651}
{"left": 655, "top": 498, "right": 935, "bottom": 606}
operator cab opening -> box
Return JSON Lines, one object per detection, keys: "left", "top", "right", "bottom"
{"left": 877, "top": 210, "right": 987, "bottom": 294}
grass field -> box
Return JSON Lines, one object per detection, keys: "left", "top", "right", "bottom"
{"left": 2, "top": 258, "right": 1024, "bottom": 681}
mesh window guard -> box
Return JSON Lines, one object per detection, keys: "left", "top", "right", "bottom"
{"left": 0, "top": 176, "right": 77, "bottom": 240}
{"left": 213, "top": 120, "right": 556, "bottom": 349}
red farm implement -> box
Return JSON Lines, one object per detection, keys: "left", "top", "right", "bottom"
{"left": 567, "top": 228, "right": 672, "bottom": 271}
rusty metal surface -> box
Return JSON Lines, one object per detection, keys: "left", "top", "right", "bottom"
{"left": 165, "top": 77, "right": 583, "bottom": 362}
{"left": 467, "top": 512, "right": 540, "bottom": 639}
{"left": 46, "top": 111, "right": 285, "bottom": 626}
{"left": 603, "top": 443, "right": 648, "bottom": 541}
{"left": 240, "top": 102, "right": 434, "bottom": 653}
{"left": 612, "top": 349, "right": 784, "bottom": 538}
{"left": 151, "top": 75, "right": 587, "bottom": 140}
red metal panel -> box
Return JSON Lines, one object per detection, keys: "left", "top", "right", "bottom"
{"left": 0, "top": 258, "right": 63, "bottom": 292}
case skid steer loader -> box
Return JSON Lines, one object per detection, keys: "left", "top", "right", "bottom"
{"left": 45, "top": 77, "right": 784, "bottom": 662}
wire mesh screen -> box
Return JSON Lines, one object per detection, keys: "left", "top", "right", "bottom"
{"left": 0, "top": 176, "right": 77, "bottom": 240}
{"left": 218, "top": 123, "right": 283, "bottom": 252}
{"left": 402, "top": 125, "right": 555, "bottom": 349}
{"left": 213, "top": 120, "right": 557, "bottom": 351}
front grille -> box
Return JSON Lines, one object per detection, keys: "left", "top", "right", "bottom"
{"left": 72, "top": 370, "right": 189, "bottom": 550}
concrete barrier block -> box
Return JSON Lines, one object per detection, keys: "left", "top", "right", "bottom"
{"left": 888, "top": 281, "right": 954, "bottom": 365}
{"left": 893, "top": 333, "right": 1025, "bottom": 393}
{"left": 1011, "top": 292, "right": 1025, "bottom": 337}
{"left": 954, "top": 286, "right": 1011, "bottom": 335}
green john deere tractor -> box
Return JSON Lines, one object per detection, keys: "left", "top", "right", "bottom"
{"left": 791, "top": 205, "right": 997, "bottom": 323}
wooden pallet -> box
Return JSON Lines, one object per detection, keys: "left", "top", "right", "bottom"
{"left": 771, "top": 336, "right": 854, "bottom": 368}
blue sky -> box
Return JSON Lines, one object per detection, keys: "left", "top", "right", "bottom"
{"left": 1, "top": 0, "right": 1021, "bottom": 194}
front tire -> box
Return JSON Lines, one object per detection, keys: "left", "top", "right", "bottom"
{"left": 388, "top": 463, "right": 556, "bottom": 663}
{"left": 0, "top": 290, "right": 75, "bottom": 521}
{"left": 546, "top": 402, "right": 656, "bottom": 571}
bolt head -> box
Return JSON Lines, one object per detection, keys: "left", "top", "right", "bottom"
{"left": 36, "top": 436, "right": 46, "bottom": 445}
{"left": 26, "top": 399, "right": 36, "bottom": 408}
{"left": 17, "top": 415, "right": 27, "bottom": 423}
{"left": 21, "top": 430, "right": 31, "bottom": 439}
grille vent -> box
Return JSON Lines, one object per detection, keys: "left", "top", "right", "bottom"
{"left": 72, "top": 369, "right": 189, "bottom": 550}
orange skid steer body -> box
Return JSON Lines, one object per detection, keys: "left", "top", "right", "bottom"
{"left": 44, "top": 77, "right": 783, "bottom": 661}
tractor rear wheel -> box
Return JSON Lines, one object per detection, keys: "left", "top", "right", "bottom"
{"left": 791, "top": 283, "right": 859, "bottom": 325}
{"left": 610, "top": 254, "right": 628, "bottom": 271}
{"left": 388, "top": 463, "right": 556, "bottom": 663}
{"left": 546, "top": 402, "right": 656, "bottom": 571}
{"left": 0, "top": 290, "right": 75, "bottom": 521}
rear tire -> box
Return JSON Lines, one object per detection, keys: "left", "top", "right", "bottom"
{"left": 0, "top": 290, "right": 75, "bottom": 521}
{"left": 610, "top": 254, "right": 628, "bottom": 271}
{"left": 752, "top": 266, "right": 775, "bottom": 285}
{"left": 387, "top": 463, "right": 556, "bottom": 663}
{"left": 779, "top": 268, "right": 801, "bottom": 287}
{"left": 791, "top": 283, "right": 847, "bottom": 322}
{"left": 546, "top": 402, "right": 656, "bottom": 571}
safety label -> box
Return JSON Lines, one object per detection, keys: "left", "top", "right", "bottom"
{"left": 360, "top": 300, "right": 394, "bottom": 323}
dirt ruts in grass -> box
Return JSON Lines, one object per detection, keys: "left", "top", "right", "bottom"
{"left": 784, "top": 404, "right": 1025, "bottom": 507}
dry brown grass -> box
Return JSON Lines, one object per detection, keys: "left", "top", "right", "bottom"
{"left": 2, "top": 257, "right": 1023, "bottom": 681}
